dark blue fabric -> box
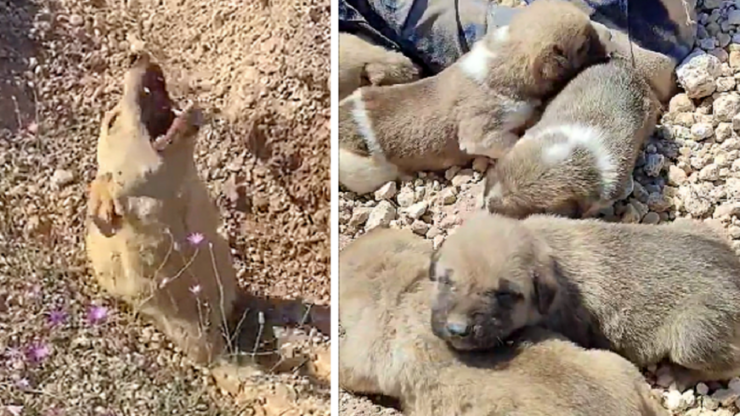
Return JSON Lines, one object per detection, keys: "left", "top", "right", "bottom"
{"left": 338, "top": 0, "right": 696, "bottom": 75}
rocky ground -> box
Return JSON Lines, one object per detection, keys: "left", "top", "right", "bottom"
{"left": 338, "top": 0, "right": 740, "bottom": 415}
{"left": 0, "top": 0, "right": 329, "bottom": 414}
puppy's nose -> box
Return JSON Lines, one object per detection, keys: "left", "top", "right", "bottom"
{"left": 446, "top": 322, "right": 470, "bottom": 337}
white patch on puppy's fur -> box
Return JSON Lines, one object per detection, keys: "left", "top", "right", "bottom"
{"left": 492, "top": 26, "right": 509, "bottom": 43}
{"left": 350, "top": 89, "right": 382, "bottom": 155}
{"left": 459, "top": 40, "right": 497, "bottom": 84}
{"left": 538, "top": 124, "right": 619, "bottom": 198}
{"left": 501, "top": 98, "right": 538, "bottom": 132}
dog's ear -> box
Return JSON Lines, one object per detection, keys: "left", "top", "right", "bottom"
{"left": 531, "top": 238, "right": 558, "bottom": 315}
{"left": 532, "top": 44, "right": 570, "bottom": 86}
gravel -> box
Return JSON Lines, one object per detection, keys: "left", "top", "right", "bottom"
{"left": 339, "top": 0, "right": 740, "bottom": 413}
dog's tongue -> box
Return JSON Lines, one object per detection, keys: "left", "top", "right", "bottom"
{"left": 123, "top": 54, "right": 176, "bottom": 141}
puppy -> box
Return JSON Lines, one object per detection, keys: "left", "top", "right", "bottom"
{"left": 483, "top": 58, "right": 659, "bottom": 219}
{"left": 431, "top": 212, "right": 740, "bottom": 385}
{"left": 85, "top": 54, "right": 238, "bottom": 364}
{"left": 338, "top": 0, "right": 613, "bottom": 194}
{"left": 340, "top": 228, "right": 666, "bottom": 416}
{"left": 338, "top": 32, "right": 421, "bottom": 101}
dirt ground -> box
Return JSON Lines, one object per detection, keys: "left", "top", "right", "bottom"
{"left": 0, "top": 0, "right": 329, "bottom": 414}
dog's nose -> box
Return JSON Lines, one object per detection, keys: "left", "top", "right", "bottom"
{"left": 446, "top": 322, "right": 470, "bottom": 337}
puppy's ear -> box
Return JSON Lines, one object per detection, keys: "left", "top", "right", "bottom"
{"left": 532, "top": 44, "right": 571, "bottom": 85}
{"left": 531, "top": 238, "right": 558, "bottom": 315}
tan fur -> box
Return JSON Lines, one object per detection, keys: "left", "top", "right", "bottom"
{"left": 432, "top": 212, "right": 740, "bottom": 384}
{"left": 338, "top": 32, "right": 421, "bottom": 101}
{"left": 338, "top": 0, "right": 613, "bottom": 194}
{"left": 85, "top": 54, "right": 237, "bottom": 364}
{"left": 340, "top": 228, "right": 666, "bottom": 416}
{"left": 483, "top": 59, "right": 659, "bottom": 219}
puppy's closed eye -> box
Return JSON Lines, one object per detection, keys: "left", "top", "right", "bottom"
{"left": 487, "top": 290, "right": 522, "bottom": 307}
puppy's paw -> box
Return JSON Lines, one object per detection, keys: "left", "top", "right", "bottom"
{"left": 152, "top": 102, "right": 203, "bottom": 152}
{"left": 88, "top": 172, "right": 123, "bottom": 237}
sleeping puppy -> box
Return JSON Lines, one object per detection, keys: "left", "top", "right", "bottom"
{"left": 431, "top": 212, "right": 740, "bottom": 386}
{"left": 340, "top": 228, "right": 666, "bottom": 416}
{"left": 483, "top": 58, "right": 659, "bottom": 219}
{"left": 338, "top": 0, "right": 613, "bottom": 195}
{"left": 86, "top": 54, "right": 238, "bottom": 364}
{"left": 338, "top": 32, "right": 421, "bottom": 101}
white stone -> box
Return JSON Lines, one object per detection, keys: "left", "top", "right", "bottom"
{"left": 472, "top": 157, "right": 489, "bottom": 173}
{"left": 451, "top": 169, "right": 474, "bottom": 187}
{"left": 374, "top": 181, "right": 397, "bottom": 200}
{"left": 439, "top": 188, "right": 457, "bottom": 205}
{"left": 697, "top": 382, "right": 710, "bottom": 396}
{"left": 366, "top": 201, "right": 397, "bottom": 230}
{"left": 699, "top": 163, "right": 721, "bottom": 181}
{"left": 405, "top": 201, "right": 428, "bottom": 220}
{"left": 677, "top": 51, "right": 722, "bottom": 98}
{"left": 663, "top": 390, "right": 684, "bottom": 411}
{"left": 52, "top": 169, "right": 74, "bottom": 188}
{"left": 717, "top": 122, "right": 733, "bottom": 141}
{"left": 396, "top": 188, "right": 416, "bottom": 207}
{"left": 669, "top": 93, "right": 696, "bottom": 112}
{"left": 714, "top": 93, "right": 740, "bottom": 121}
{"left": 692, "top": 122, "right": 715, "bottom": 140}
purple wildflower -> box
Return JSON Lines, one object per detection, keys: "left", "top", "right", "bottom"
{"left": 15, "top": 378, "right": 30, "bottom": 390}
{"left": 187, "top": 232, "right": 205, "bottom": 246}
{"left": 26, "top": 343, "right": 50, "bottom": 363}
{"left": 87, "top": 305, "right": 108, "bottom": 325}
{"left": 189, "top": 284, "right": 202, "bottom": 295}
{"left": 48, "top": 309, "right": 68, "bottom": 327}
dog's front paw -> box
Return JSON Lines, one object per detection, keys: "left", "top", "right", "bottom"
{"left": 88, "top": 172, "right": 124, "bottom": 237}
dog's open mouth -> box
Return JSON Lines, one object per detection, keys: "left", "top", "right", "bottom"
{"left": 124, "top": 53, "right": 200, "bottom": 152}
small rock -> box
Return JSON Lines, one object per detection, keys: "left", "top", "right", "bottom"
{"left": 405, "top": 201, "right": 428, "bottom": 220}
{"left": 699, "top": 163, "right": 721, "bottom": 181}
{"left": 642, "top": 211, "right": 661, "bottom": 224}
{"left": 674, "top": 112, "right": 697, "bottom": 127}
{"left": 663, "top": 390, "right": 684, "bottom": 411}
{"left": 451, "top": 169, "right": 474, "bottom": 187}
{"left": 714, "top": 202, "right": 740, "bottom": 218}
{"left": 410, "top": 220, "right": 430, "bottom": 236}
{"left": 439, "top": 188, "right": 457, "bottom": 205}
{"left": 697, "top": 382, "right": 710, "bottom": 396}
{"left": 643, "top": 153, "right": 665, "bottom": 177}
{"left": 647, "top": 192, "right": 672, "bottom": 212}
{"left": 728, "top": 225, "right": 740, "bottom": 239}
{"left": 728, "top": 377, "right": 740, "bottom": 394}
{"left": 426, "top": 226, "right": 442, "bottom": 239}
{"left": 731, "top": 50, "right": 740, "bottom": 68}
{"left": 729, "top": 9, "right": 740, "bottom": 25}
{"left": 717, "top": 76, "right": 737, "bottom": 92}
{"left": 472, "top": 157, "right": 489, "bottom": 173}
{"left": 396, "top": 188, "right": 416, "bottom": 207}
{"left": 348, "top": 207, "right": 372, "bottom": 228}
{"left": 710, "top": 388, "right": 739, "bottom": 407}
{"left": 374, "top": 182, "right": 397, "bottom": 200}
{"left": 669, "top": 93, "right": 695, "bottom": 112}
{"left": 366, "top": 201, "right": 397, "bottom": 230}
{"left": 445, "top": 166, "right": 461, "bottom": 181}
{"left": 692, "top": 122, "right": 715, "bottom": 140}
{"left": 69, "top": 14, "right": 84, "bottom": 26}
{"left": 621, "top": 204, "right": 641, "bottom": 223}
{"left": 716, "top": 122, "right": 733, "bottom": 141}
{"left": 713, "top": 93, "right": 740, "bottom": 122}
{"left": 677, "top": 51, "right": 721, "bottom": 98}
{"left": 52, "top": 169, "right": 74, "bottom": 188}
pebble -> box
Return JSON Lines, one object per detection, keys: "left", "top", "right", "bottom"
{"left": 692, "top": 122, "right": 715, "bottom": 140}
{"left": 714, "top": 93, "right": 740, "bottom": 121}
{"left": 396, "top": 188, "right": 416, "bottom": 207}
{"left": 697, "top": 383, "right": 710, "bottom": 396}
{"left": 668, "top": 165, "right": 689, "bottom": 186}
{"left": 374, "top": 182, "right": 397, "bottom": 200}
{"left": 405, "top": 201, "right": 428, "bottom": 220}
{"left": 52, "top": 169, "right": 74, "bottom": 188}
{"left": 348, "top": 208, "right": 371, "bottom": 228}
{"left": 451, "top": 169, "right": 474, "bottom": 188}
{"left": 642, "top": 211, "right": 661, "bottom": 224}
{"left": 472, "top": 157, "right": 488, "bottom": 173}
{"left": 644, "top": 153, "right": 665, "bottom": 177}
{"left": 439, "top": 188, "right": 457, "bottom": 205}
{"left": 677, "top": 51, "right": 722, "bottom": 98}
{"left": 670, "top": 93, "right": 696, "bottom": 113}
{"left": 366, "top": 201, "right": 396, "bottom": 230}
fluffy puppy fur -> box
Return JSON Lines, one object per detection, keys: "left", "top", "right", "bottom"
{"left": 86, "top": 54, "right": 237, "bottom": 364}
{"left": 431, "top": 212, "right": 740, "bottom": 384}
{"left": 338, "top": 0, "right": 613, "bottom": 195}
{"left": 340, "top": 228, "right": 666, "bottom": 416}
{"left": 338, "top": 32, "right": 421, "bottom": 101}
{"left": 483, "top": 59, "right": 659, "bottom": 219}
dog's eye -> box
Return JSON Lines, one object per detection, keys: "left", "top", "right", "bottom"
{"left": 492, "top": 291, "right": 521, "bottom": 305}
